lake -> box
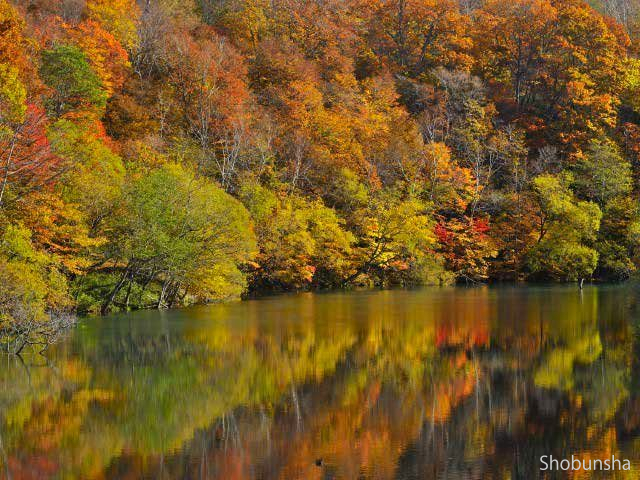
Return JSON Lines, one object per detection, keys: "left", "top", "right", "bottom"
{"left": 2, "top": 285, "right": 640, "bottom": 479}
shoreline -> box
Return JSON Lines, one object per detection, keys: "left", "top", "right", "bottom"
{"left": 84, "top": 280, "right": 635, "bottom": 318}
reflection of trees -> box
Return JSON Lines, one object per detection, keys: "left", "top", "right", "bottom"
{"left": 0, "top": 298, "right": 360, "bottom": 479}
{"left": 1, "top": 286, "right": 639, "bottom": 479}
{"left": 414, "top": 286, "right": 637, "bottom": 480}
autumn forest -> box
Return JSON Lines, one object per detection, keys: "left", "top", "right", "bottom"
{"left": 2, "top": 0, "right": 640, "bottom": 326}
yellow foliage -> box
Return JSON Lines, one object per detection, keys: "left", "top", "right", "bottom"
{"left": 86, "top": 0, "right": 140, "bottom": 51}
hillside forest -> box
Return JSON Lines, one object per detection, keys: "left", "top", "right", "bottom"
{"left": 3, "top": 0, "right": 640, "bottom": 320}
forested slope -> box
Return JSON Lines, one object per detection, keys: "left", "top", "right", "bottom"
{"left": 2, "top": 0, "right": 640, "bottom": 317}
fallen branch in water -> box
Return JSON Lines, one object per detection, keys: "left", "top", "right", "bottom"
{"left": 0, "top": 311, "right": 76, "bottom": 355}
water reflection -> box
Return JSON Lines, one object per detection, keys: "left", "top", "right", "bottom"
{"left": 1, "top": 285, "right": 640, "bottom": 479}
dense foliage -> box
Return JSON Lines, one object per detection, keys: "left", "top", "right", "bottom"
{"left": 2, "top": 0, "right": 640, "bottom": 315}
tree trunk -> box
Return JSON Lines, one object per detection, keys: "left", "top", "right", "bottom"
{"left": 157, "top": 278, "right": 171, "bottom": 309}
{"left": 0, "top": 131, "right": 19, "bottom": 208}
{"left": 101, "top": 265, "right": 130, "bottom": 315}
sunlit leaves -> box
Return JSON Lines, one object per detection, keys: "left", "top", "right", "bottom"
{"left": 0, "top": 224, "right": 71, "bottom": 340}
{"left": 435, "top": 217, "right": 497, "bottom": 282}
{"left": 474, "top": 0, "right": 628, "bottom": 147}
{"left": 86, "top": 0, "right": 140, "bottom": 51}
{"left": 112, "top": 163, "right": 257, "bottom": 307}
{"left": 528, "top": 173, "right": 602, "bottom": 280}
{"left": 0, "top": 64, "right": 26, "bottom": 127}
{"left": 64, "top": 20, "right": 131, "bottom": 97}
{"left": 366, "top": 0, "right": 473, "bottom": 76}
{"left": 239, "top": 180, "right": 355, "bottom": 289}
{"left": 48, "top": 119, "right": 125, "bottom": 232}
{"left": 1, "top": 0, "right": 640, "bottom": 311}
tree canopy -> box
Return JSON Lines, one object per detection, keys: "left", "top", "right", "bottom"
{"left": 1, "top": 0, "right": 640, "bottom": 315}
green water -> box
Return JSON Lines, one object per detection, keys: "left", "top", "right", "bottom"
{"left": 1, "top": 285, "right": 640, "bottom": 479}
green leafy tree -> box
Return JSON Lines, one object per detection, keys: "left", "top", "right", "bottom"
{"left": 100, "top": 163, "right": 256, "bottom": 313}
{"left": 528, "top": 173, "right": 602, "bottom": 281}
{"left": 596, "top": 197, "right": 640, "bottom": 280}
{"left": 573, "top": 138, "right": 632, "bottom": 206}
{"left": 40, "top": 45, "right": 107, "bottom": 116}
{"left": 571, "top": 139, "right": 637, "bottom": 279}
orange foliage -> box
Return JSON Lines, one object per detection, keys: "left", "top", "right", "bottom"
{"left": 365, "top": 0, "right": 473, "bottom": 76}
{"left": 64, "top": 20, "right": 131, "bottom": 96}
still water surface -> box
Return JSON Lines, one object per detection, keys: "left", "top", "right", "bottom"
{"left": 2, "top": 285, "right": 640, "bottom": 479}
